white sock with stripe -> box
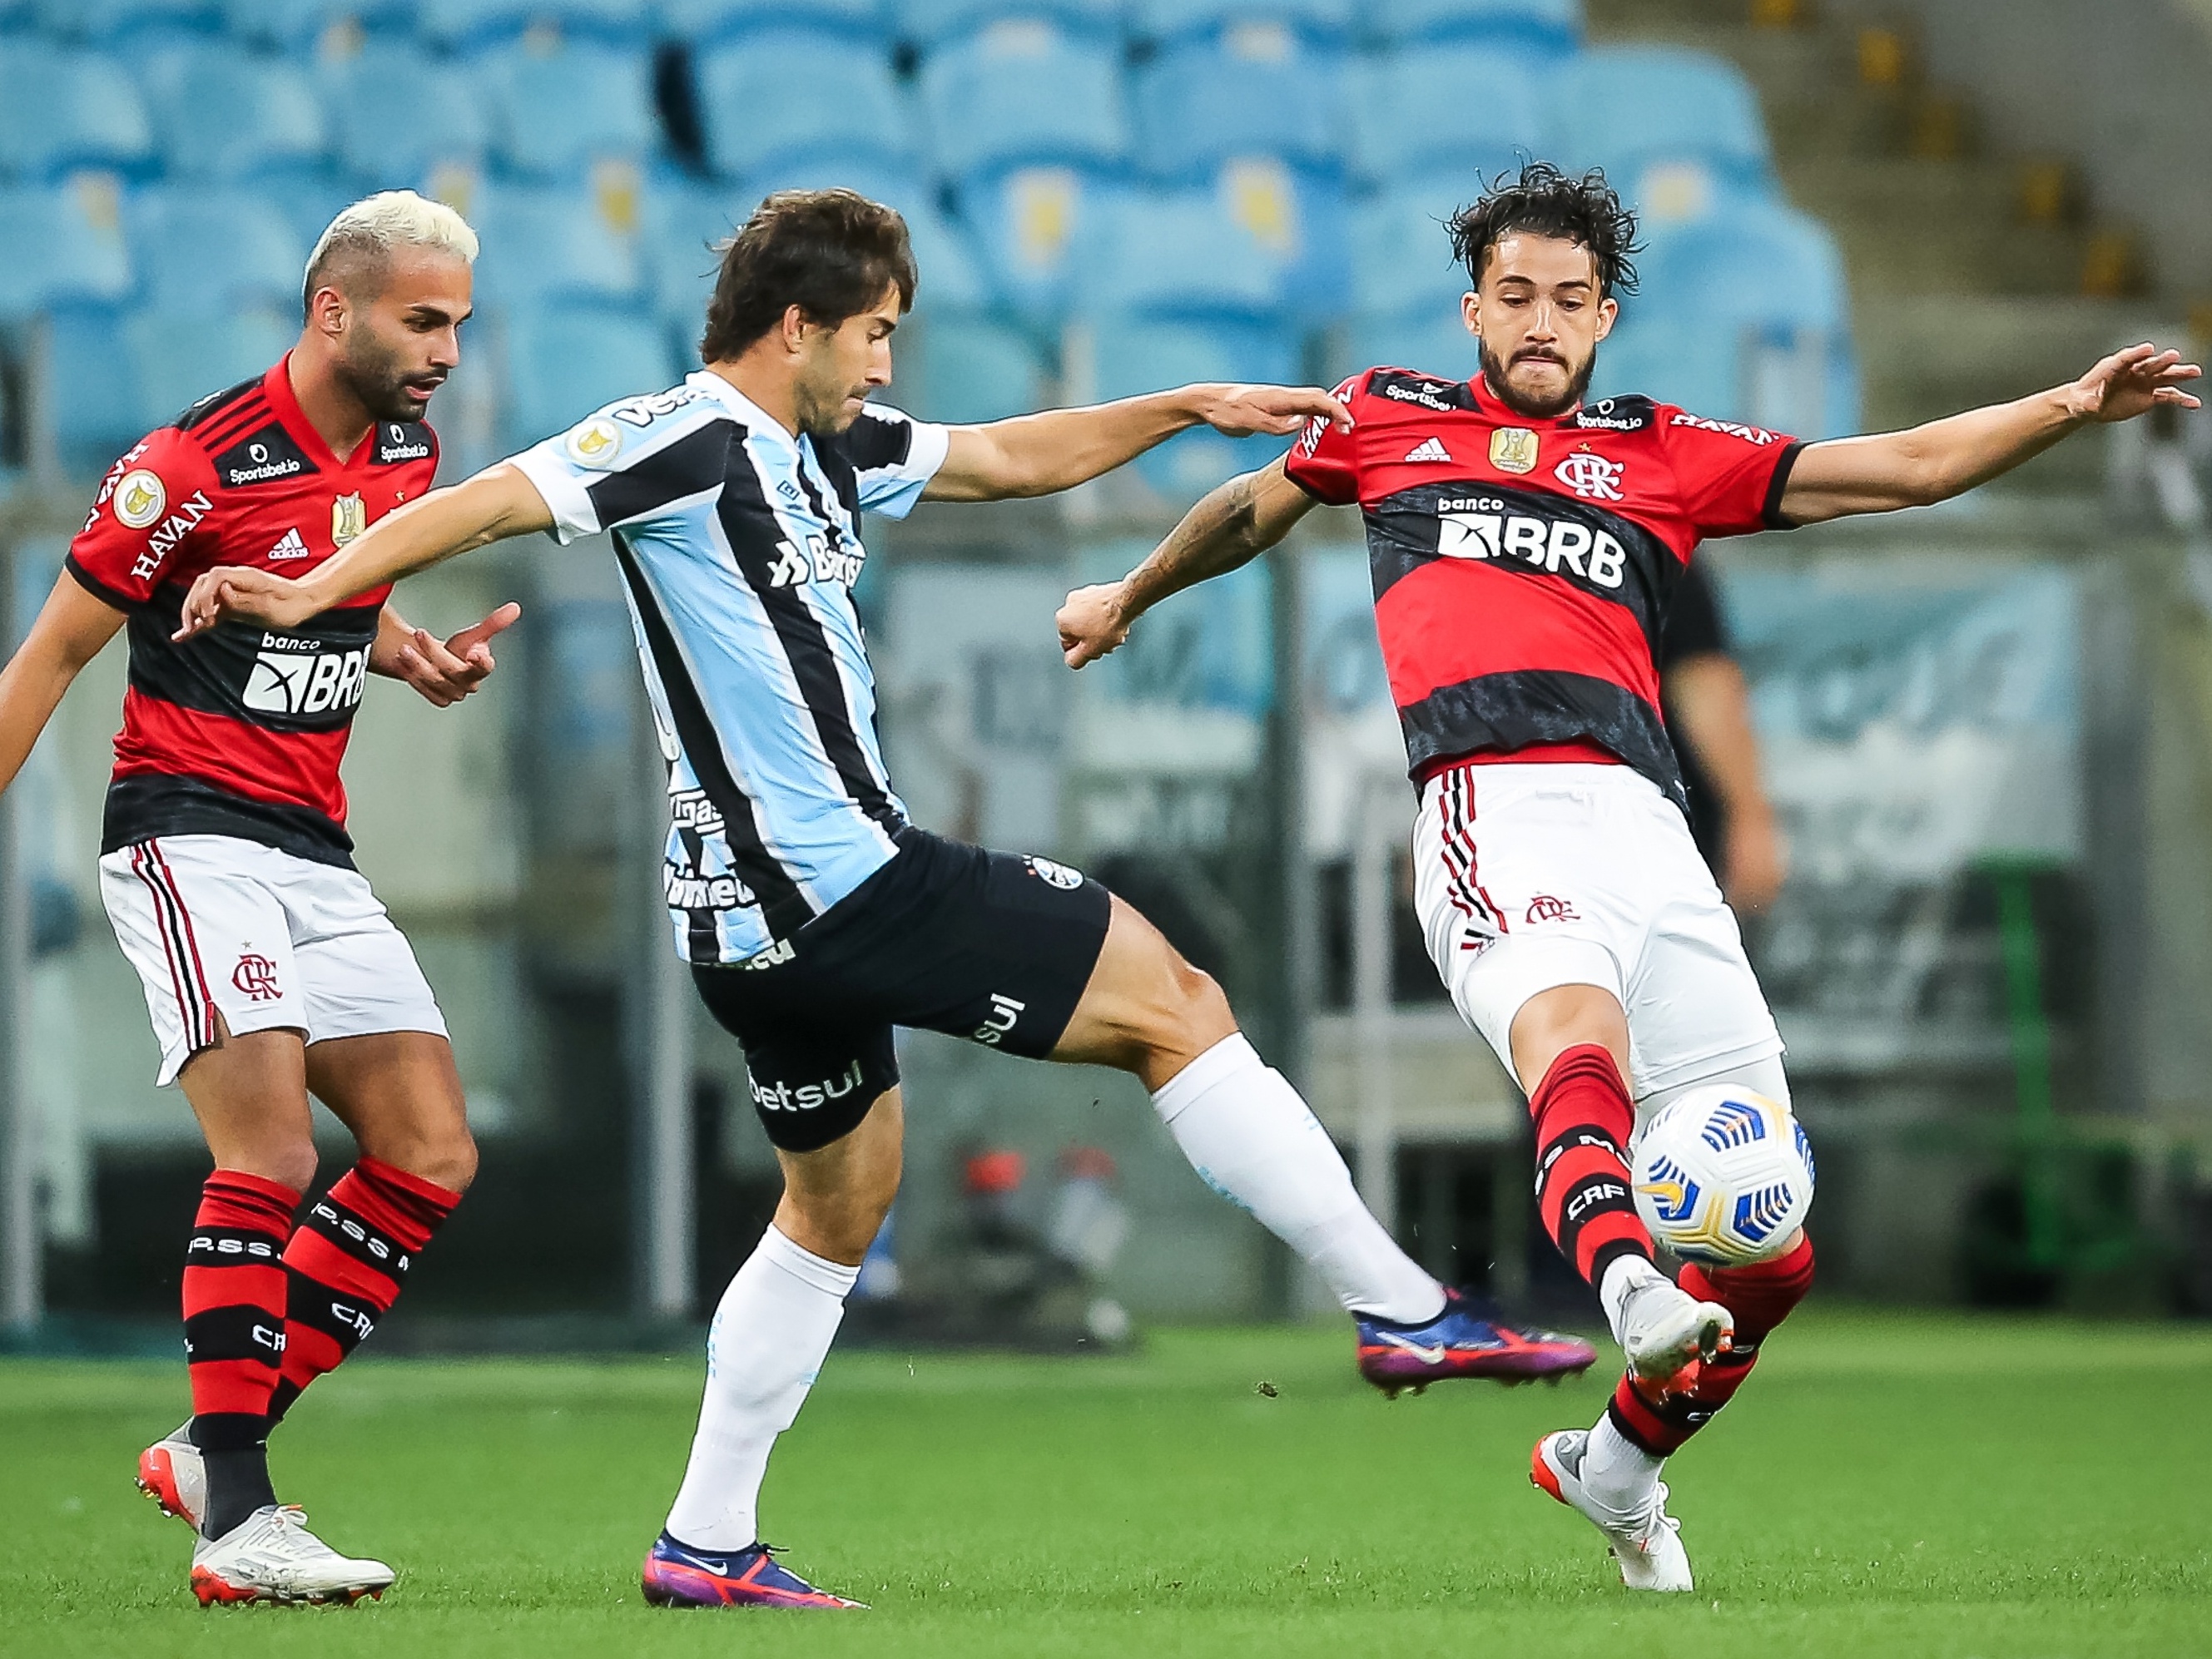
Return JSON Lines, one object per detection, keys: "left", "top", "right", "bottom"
{"left": 664, "top": 1226, "right": 857, "bottom": 1552}
{"left": 1150, "top": 1034, "right": 1445, "bottom": 1325}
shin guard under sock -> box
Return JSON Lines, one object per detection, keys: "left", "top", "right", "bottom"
{"left": 267, "top": 1157, "right": 459, "bottom": 1426}
{"left": 1529, "top": 1043, "right": 1654, "bottom": 1287}
{"left": 182, "top": 1170, "right": 297, "bottom": 1536}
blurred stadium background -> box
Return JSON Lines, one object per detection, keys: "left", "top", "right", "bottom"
{"left": 3, "top": 0, "right": 2212, "bottom": 1350}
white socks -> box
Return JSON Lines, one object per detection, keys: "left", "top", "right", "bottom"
{"left": 1580, "top": 1411, "right": 1664, "bottom": 1524}
{"left": 664, "top": 1226, "right": 857, "bottom": 1552}
{"left": 1150, "top": 1034, "right": 1445, "bottom": 1325}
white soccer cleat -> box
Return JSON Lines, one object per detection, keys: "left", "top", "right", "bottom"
{"left": 191, "top": 1505, "right": 395, "bottom": 1606}
{"left": 136, "top": 1423, "right": 205, "bottom": 1531}
{"left": 1530, "top": 1429, "right": 1694, "bottom": 1592}
{"left": 1613, "top": 1273, "right": 1733, "bottom": 1391}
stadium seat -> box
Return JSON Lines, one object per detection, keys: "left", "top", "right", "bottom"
{"left": 957, "top": 164, "right": 1103, "bottom": 322}
{"left": 31, "top": 0, "right": 216, "bottom": 42}
{"left": 470, "top": 186, "right": 642, "bottom": 308}
{"left": 128, "top": 188, "right": 305, "bottom": 316}
{"left": 643, "top": 181, "right": 741, "bottom": 329}
{"left": 1343, "top": 308, "right": 1478, "bottom": 384}
{"left": 0, "top": 42, "right": 155, "bottom": 183}
{"left": 502, "top": 304, "right": 679, "bottom": 447}
{"left": 907, "top": 312, "right": 1047, "bottom": 423}
{"left": 1361, "top": 0, "right": 1580, "bottom": 52}
{"left": 41, "top": 307, "right": 146, "bottom": 471}
{"left": 327, "top": 47, "right": 489, "bottom": 188}
{"left": 1131, "top": 0, "right": 1351, "bottom": 48}
{"left": 1556, "top": 46, "right": 1771, "bottom": 208}
{"left": 694, "top": 32, "right": 910, "bottom": 183}
{"left": 895, "top": 0, "right": 1119, "bottom": 51}
{"left": 746, "top": 155, "right": 933, "bottom": 219}
{"left": 917, "top": 20, "right": 1128, "bottom": 180}
{"left": 417, "top": 0, "right": 650, "bottom": 51}
{"left": 1346, "top": 45, "right": 1548, "bottom": 186}
{"left": 667, "top": 0, "right": 888, "bottom": 47}
{"left": 486, "top": 42, "right": 655, "bottom": 181}
{"left": 141, "top": 51, "right": 328, "bottom": 181}
{"left": 0, "top": 181, "right": 134, "bottom": 321}
{"left": 123, "top": 307, "right": 294, "bottom": 432}
{"left": 221, "top": 0, "right": 346, "bottom": 52}
{"left": 1129, "top": 28, "right": 1346, "bottom": 181}
{"left": 1347, "top": 174, "right": 1474, "bottom": 320}
{"left": 1086, "top": 314, "right": 1299, "bottom": 498}
{"left": 1076, "top": 186, "right": 1282, "bottom": 323}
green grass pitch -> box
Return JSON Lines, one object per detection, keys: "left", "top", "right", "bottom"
{"left": 2, "top": 1309, "right": 2209, "bottom": 1657}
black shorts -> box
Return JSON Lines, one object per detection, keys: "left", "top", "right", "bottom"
{"left": 693, "top": 827, "right": 1113, "bottom": 1152}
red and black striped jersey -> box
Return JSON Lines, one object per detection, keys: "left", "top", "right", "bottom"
{"left": 66, "top": 354, "right": 435, "bottom": 867}
{"left": 1284, "top": 369, "right": 1802, "bottom": 806}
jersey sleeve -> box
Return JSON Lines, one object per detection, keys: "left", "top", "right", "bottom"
{"left": 1659, "top": 410, "right": 1805, "bottom": 537}
{"left": 1281, "top": 374, "right": 1365, "bottom": 505}
{"left": 509, "top": 402, "right": 736, "bottom": 545}
{"left": 834, "top": 404, "right": 950, "bottom": 519}
{"left": 65, "top": 428, "right": 218, "bottom": 608}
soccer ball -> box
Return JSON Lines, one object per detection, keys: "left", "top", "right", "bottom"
{"left": 1629, "top": 1085, "right": 1814, "bottom": 1266}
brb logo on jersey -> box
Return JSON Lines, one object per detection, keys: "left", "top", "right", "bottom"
{"left": 241, "top": 634, "right": 371, "bottom": 717}
{"left": 1436, "top": 496, "right": 1629, "bottom": 588}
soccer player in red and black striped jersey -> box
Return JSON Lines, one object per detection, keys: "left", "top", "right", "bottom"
{"left": 1059, "top": 161, "right": 2200, "bottom": 1592}
{"left": 0, "top": 191, "right": 518, "bottom": 1603}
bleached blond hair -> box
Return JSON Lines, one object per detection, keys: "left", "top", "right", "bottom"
{"left": 303, "top": 190, "right": 479, "bottom": 313}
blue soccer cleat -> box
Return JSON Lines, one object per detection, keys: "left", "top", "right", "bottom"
{"left": 640, "top": 1533, "right": 866, "bottom": 1610}
{"left": 1356, "top": 1288, "right": 1598, "bottom": 1397}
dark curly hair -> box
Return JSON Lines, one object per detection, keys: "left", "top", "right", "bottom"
{"left": 1447, "top": 161, "right": 1641, "bottom": 300}
{"left": 701, "top": 187, "right": 916, "bottom": 362}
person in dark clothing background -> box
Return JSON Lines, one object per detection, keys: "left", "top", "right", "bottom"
{"left": 1659, "top": 557, "right": 1788, "bottom": 914}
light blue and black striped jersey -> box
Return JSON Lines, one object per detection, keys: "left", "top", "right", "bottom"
{"left": 511, "top": 370, "right": 950, "bottom": 965}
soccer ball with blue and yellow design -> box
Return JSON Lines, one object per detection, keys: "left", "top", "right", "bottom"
{"left": 1630, "top": 1085, "right": 1814, "bottom": 1265}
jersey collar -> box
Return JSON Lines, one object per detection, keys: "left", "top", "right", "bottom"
{"left": 1467, "top": 369, "right": 1584, "bottom": 429}
{"left": 262, "top": 351, "right": 380, "bottom": 472}
{"left": 693, "top": 369, "right": 801, "bottom": 448}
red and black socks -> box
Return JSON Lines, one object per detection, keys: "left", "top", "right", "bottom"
{"left": 1530, "top": 1043, "right": 1655, "bottom": 1287}
{"left": 266, "top": 1157, "right": 459, "bottom": 1426}
{"left": 1606, "top": 1233, "right": 1817, "bottom": 1456}
{"left": 181, "top": 1170, "right": 297, "bottom": 1538}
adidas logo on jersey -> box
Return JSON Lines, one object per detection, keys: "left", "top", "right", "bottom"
{"left": 1404, "top": 437, "right": 1454, "bottom": 464}
{"left": 266, "top": 527, "right": 310, "bottom": 562}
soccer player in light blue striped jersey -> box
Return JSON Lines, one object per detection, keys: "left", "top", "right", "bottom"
{"left": 174, "top": 188, "right": 1600, "bottom": 1607}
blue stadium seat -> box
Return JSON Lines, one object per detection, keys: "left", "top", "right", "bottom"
{"left": 129, "top": 188, "right": 305, "bottom": 316}
{"left": 667, "top": 0, "right": 888, "bottom": 47}
{"left": 1088, "top": 314, "right": 1298, "bottom": 498}
{"left": 0, "top": 182, "right": 134, "bottom": 321}
{"left": 895, "top": 0, "right": 1119, "bottom": 51}
{"left": 694, "top": 32, "right": 910, "bottom": 182}
{"left": 1343, "top": 308, "right": 1478, "bottom": 384}
{"left": 1130, "top": 28, "right": 1346, "bottom": 181}
{"left": 1557, "top": 46, "right": 1771, "bottom": 206}
{"left": 644, "top": 181, "right": 741, "bottom": 329}
{"left": 124, "top": 308, "right": 293, "bottom": 432}
{"left": 142, "top": 51, "right": 328, "bottom": 181}
{"left": 1347, "top": 45, "right": 1547, "bottom": 185}
{"left": 42, "top": 308, "right": 146, "bottom": 471}
{"left": 265, "top": 174, "right": 357, "bottom": 259}
{"left": 0, "top": 42, "right": 155, "bottom": 182}
{"left": 486, "top": 42, "right": 654, "bottom": 181}
{"left": 1132, "top": 0, "right": 1350, "bottom": 48}
{"left": 417, "top": 0, "right": 649, "bottom": 51}
{"left": 746, "top": 155, "right": 933, "bottom": 218}
{"left": 907, "top": 313, "right": 1046, "bottom": 423}
{"left": 1361, "top": 0, "right": 1580, "bottom": 52}
{"left": 503, "top": 304, "right": 679, "bottom": 446}
{"left": 326, "top": 48, "right": 488, "bottom": 189}
{"left": 957, "top": 163, "right": 1104, "bottom": 322}
{"left": 32, "top": 0, "right": 217, "bottom": 42}
{"left": 1214, "top": 156, "right": 1349, "bottom": 321}
{"left": 1076, "top": 186, "right": 1282, "bottom": 322}
{"left": 470, "top": 186, "right": 642, "bottom": 308}
{"left": 918, "top": 20, "right": 1128, "bottom": 179}
{"left": 222, "top": 0, "right": 346, "bottom": 52}
{"left": 1347, "top": 173, "right": 1473, "bottom": 319}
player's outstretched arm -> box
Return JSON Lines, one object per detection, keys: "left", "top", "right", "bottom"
{"left": 1057, "top": 455, "right": 1317, "bottom": 668}
{"left": 0, "top": 576, "right": 126, "bottom": 796}
{"left": 927, "top": 384, "right": 1349, "bottom": 503}
{"left": 1781, "top": 343, "right": 2201, "bottom": 525}
{"left": 173, "top": 463, "right": 555, "bottom": 640}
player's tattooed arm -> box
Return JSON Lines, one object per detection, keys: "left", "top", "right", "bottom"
{"left": 1057, "top": 456, "right": 1316, "bottom": 669}
{"left": 1781, "top": 342, "right": 2201, "bottom": 524}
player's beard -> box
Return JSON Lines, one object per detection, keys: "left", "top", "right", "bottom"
{"left": 1480, "top": 339, "right": 1597, "bottom": 421}
{"left": 335, "top": 326, "right": 446, "bottom": 424}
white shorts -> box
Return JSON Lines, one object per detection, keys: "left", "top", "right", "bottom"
{"left": 1411, "top": 763, "right": 1783, "bottom": 1101}
{"left": 98, "top": 834, "right": 448, "bottom": 1087}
